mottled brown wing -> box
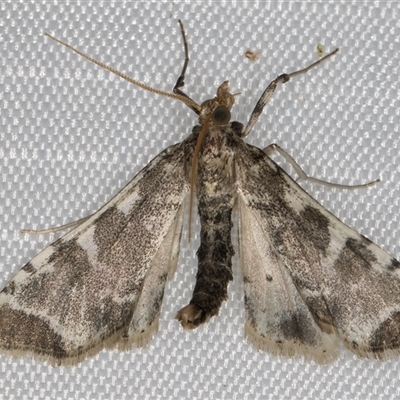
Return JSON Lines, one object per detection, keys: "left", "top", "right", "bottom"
{"left": 236, "top": 142, "right": 400, "bottom": 362}
{"left": 0, "top": 138, "right": 193, "bottom": 365}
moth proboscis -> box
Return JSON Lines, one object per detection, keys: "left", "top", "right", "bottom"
{"left": 1, "top": 20, "right": 398, "bottom": 367}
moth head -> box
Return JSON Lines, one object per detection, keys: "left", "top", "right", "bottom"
{"left": 199, "top": 81, "right": 236, "bottom": 126}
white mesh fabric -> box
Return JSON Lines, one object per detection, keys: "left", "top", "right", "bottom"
{"left": 1, "top": 1, "right": 400, "bottom": 399}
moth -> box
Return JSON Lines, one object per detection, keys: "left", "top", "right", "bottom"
{"left": 0, "top": 21, "right": 398, "bottom": 366}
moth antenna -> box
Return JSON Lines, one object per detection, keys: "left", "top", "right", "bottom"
{"left": 44, "top": 33, "right": 201, "bottom": 113}
{"left": 21, "top": 215, "right": 92, "bottom": 234}
{"left": 188, "top": 114, "right": 211, "bottom": 241}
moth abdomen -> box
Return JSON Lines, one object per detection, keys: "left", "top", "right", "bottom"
{"left": 176, "top": 195, "right": 235, "bottom": 329}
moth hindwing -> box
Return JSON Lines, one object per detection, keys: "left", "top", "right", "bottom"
{"left": 0, "top": 21, "right": 397, "bottom": 366}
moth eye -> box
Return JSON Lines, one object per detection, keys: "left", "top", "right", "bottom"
{"left": 212, "top": 105, "right": 231, "bottom": 125}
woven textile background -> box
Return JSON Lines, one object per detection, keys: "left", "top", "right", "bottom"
{"left": 1, "top": 1, "right": 400, "bottom": 399}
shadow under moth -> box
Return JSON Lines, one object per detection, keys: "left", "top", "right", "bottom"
{"left": 0, "top": 21, "right": 398, "bottom": 366}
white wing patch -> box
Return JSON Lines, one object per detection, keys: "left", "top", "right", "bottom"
{"left": 238, "top": 193, "right": 339, "bottom": 363}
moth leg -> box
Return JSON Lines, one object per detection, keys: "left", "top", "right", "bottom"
{"left": 265, "top": 143, "right": 380, "bottom": 189}
{"left": 242, "top": 48, "right": 339, "bottom": 138}
{"left": 21, "top": 214, "right": 92, "bottom": 234}
{"left": 172, "top": 20, "right": 199, "bottom": 115}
